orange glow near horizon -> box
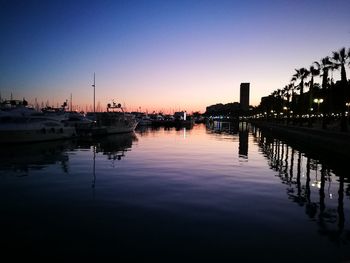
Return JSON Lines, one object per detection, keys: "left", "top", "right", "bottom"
{"left": 18, "top": 83, "right": 263, "bottom": 114}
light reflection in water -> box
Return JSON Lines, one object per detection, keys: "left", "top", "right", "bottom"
{"left": 0, "top": 123, "right": 349, "bottom": 261}
{"left": 208, "top": 121, "right": 349, "bottom": 247}
{"left": 251, "top": 125, "right": 349, "bottom": 245}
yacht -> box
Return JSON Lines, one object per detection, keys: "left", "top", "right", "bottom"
{"left": 41, "top": 102, "right": 95, "bottom": 136}
{"left": 0, "top": 99, "right": 76, "bottom": 143}
{"left": 0, "top": 115, "right": 76, "bottom": 143}
{"left": 86, "top": 102, "right": 138, "bottom": 135}
{"left": 135, "top": 113, "right": 152, "bottom": 127}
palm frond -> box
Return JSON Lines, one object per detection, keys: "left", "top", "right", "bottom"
{"left": 339, "top": 47, "right": 346, "bottom": 60}
{"left": 332, "top": 63, "right": 340, "bottom": 70}
{"left": 332, "top": 51, "right": 340, "bottom": 61}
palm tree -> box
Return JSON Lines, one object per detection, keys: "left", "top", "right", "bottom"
{"left": 306, "top": 64, "right": 320, "bottom": 112}
{"left": 328, "top": 61, "right": 338, "bottom": 86}
{"left": 332, "top": 47, "right": 350, "bottom": 131}
{"left": 315, "top": 57, "right": 334, "bottom": 114}
{"left": 332, "top": 47, "right": 349, "bottom": 85}
{"left": 292, "top": 68, "right": 310, "bottom": 114}
{"left": 282, "top": 84, "right": 293, "bottom": 124}
{"left": 282, "top": 85, "right": 290, "bottom": 106}
{"left": 314, "top": 57, "right": 332, "bottom": 90}
{"left": 288, "top": 80, "right": 298, "bottom": 120}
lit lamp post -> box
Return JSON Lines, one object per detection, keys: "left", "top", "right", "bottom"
{"left": 346, "top": 102, "right": 350, "bottom": 120}
{"left": 313, "top": 98, "right": 323, "bottom": 115}
{"left": 346, "top": 102, "right": 350, "bottom": 113}
{"left": 282, "top": 106, "right": 288, "bottom": 123}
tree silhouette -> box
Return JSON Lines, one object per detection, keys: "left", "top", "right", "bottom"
{"left": 306, "top": 64, "right": 320, "bottom": 112}
{"left": 256, "top": 46, "right": 350, "bottom": 132}
{"left": 292, "top": 68, "right": 309, "bottom": 115}
{"left": 332, "top": 47, "right": 350, "bottom": 131}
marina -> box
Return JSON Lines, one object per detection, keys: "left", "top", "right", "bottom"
{"left": 0, "top": 99, "right": 139, "bottom": 142}
{"left": 0, "top": 99, "right": 77, "bottom": 143}
{"left": 1, "top": 1, "right": 350, "bottom": 261}
{"left": 0, "top": 98, "right": 200, "bottom": 143}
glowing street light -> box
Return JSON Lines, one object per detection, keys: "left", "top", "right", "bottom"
{"left": 346, "top": 102, "right": 350, "bottom": 111}
{"left": 313, "top": 98, "right": 324, "bottom": 115}
{"left": 346, "top": 102, "right": 350, "bottom": 117}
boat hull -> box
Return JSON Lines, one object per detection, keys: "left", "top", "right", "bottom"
{"left": 0, "top": 122, "right": 76, "bottom": 143}
{"left": 90, "top": 112, "right": 138, "bottom": 136}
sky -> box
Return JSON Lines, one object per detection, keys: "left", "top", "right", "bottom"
{"left": 0, "top": 0, "right": 349, "bottom": 113}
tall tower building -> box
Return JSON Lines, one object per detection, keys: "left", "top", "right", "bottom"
{"left": 240, "top": 83, "right": 250, "bottom": 111}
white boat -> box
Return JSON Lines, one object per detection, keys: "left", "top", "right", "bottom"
{"left": 0, "top": 115, "right": 77, "bottom": 143}
{"left": 40, "top": 101, "right": 97, "bottom": 135}
{"left": 0, "top": 99, "right": 76, "bottom": 143}
{"left": 41, "top": 107, "right": 69, "bottom": 121}
{"left": 0, "top": 99, "right": 37, "bottom": 117}
{"left": 136, "top": 114, "right": 152, "bottom": 126}
{"left": 63, "top": 111, "right": 94, "bottom": 129}
{"left": 86, "top": 102, "right": 138, "bottom": 135}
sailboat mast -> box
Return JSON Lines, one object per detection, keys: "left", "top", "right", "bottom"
{"left": 92, "top": 72, "right": 96, "bottom": 113}
{"left": 70, "top": 93, "right": 73, "bottom": 111}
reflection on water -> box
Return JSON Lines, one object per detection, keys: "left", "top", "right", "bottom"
{"left": 207, "top": 120, "right": 249, "bottom": 158}
{"left": 238, "top": 123, "right": 248, "bottom": 158}
{"left": 0, "top": 132, "right": 137, "bottom": 177}
{"left": 0, "top": 140, "right": 71, "bottom": 175}
{"left": 209, "top": 121, "right": 350, "bottom": 248}
{"left": 87, "top": 133, "right": 137, "bottom": 189}
{"left": 0, "top": 123, "right": 349, "bottom": 261}
{"left": 78, "top": 132, "right": 137, "bottom": 160}
{"left": 207, "top": 120, "right": 239, "bottom": 134}
{"left": 251, "top": 125, "right": 350, "bottom": 245}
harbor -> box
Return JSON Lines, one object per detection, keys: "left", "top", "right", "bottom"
{"left": 0, "top": 98, "right": 200, "bottom": 143}
{"left": 1, "top": 0, "right": 350, "bottom": 262}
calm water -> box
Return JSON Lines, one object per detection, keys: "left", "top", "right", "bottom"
{"left": 0, "top": 122, "right": 349, "bottom": 262}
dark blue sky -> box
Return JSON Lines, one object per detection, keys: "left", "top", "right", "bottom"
{"left": 1, "top": 0, "right": 349, "bottom": 112}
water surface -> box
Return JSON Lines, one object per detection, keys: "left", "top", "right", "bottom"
{"left": 0, "top": 123, "right": 349, "bottom": 262}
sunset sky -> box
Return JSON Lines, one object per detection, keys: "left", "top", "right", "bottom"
{"left": 1, "top": 0, "right": 349, "bottom": 113}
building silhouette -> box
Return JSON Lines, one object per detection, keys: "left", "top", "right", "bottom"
{"left": 240, "top": 83, "right": 250, "bottom": 111}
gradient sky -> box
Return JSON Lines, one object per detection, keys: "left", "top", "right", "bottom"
{"left": 1, "top": 0, "right": 349, "bottom": 113}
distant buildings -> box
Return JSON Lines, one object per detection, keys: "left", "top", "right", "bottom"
{"left": 174, "top": 111, "right": 187, "bottom": 121}
{"left": 205, "top": 102, "right": 240, "bottom": 116}
{"left": 204, "top": 82, "right": 251, "bottom": 116}
{"left": 240, "top": 83, "right": 250, "bottom": 111}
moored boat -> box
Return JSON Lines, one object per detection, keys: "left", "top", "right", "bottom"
{"left": 86, "top": 102, "right": 138, "bottom": 135}
{"left": 0, "top": 115, "right": 76, "bottom": 143}
{"left": 135, "top": 114, "right": 153, "bottom": 127}
{"left": 0, "top": 99, "right": 76, "bottom": 143}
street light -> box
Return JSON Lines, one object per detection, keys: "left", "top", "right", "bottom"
{"left": 313, "top": 98, "right": 324, "bottom": 115}
{"left": 346, "top": 102, "right": 350, "bottom": 117}
{"left": 346, "top": 102, "right": 350, "bottom": 112}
